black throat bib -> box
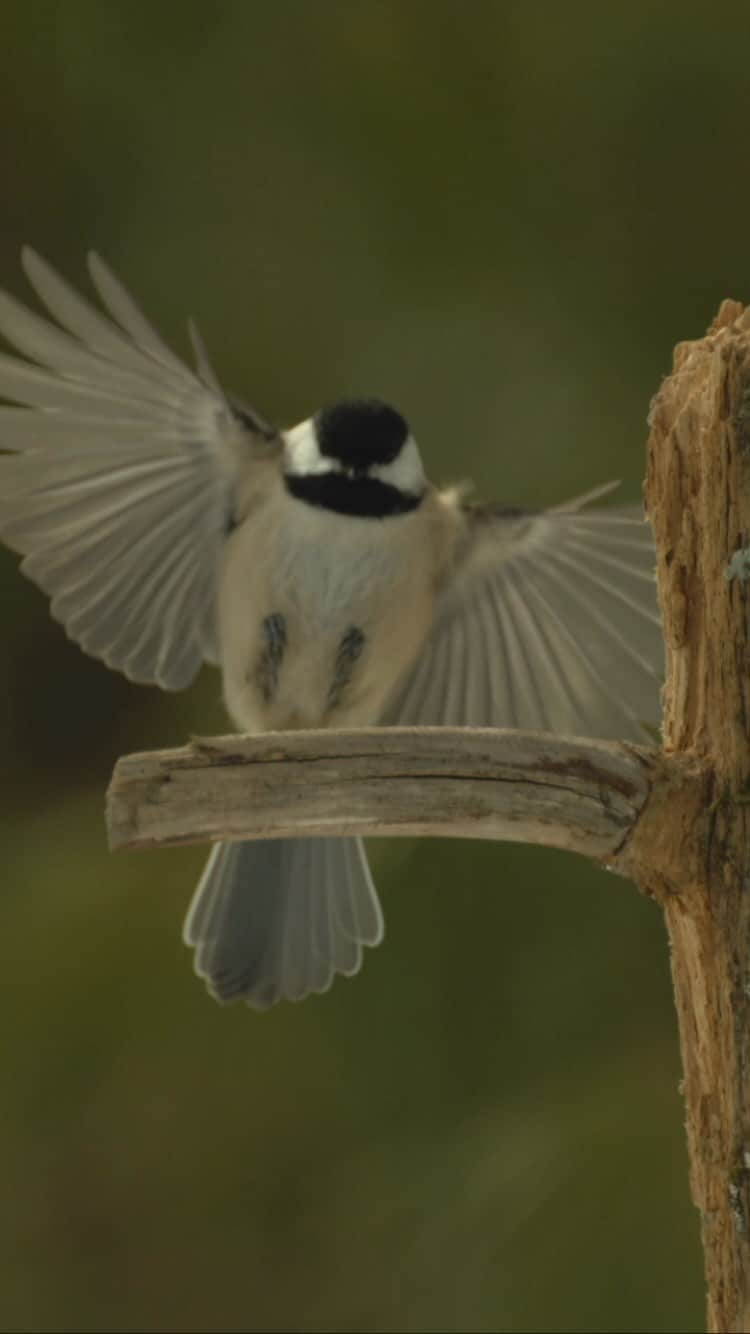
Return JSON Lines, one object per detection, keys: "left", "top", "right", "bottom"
{"left": 284, "top": 471, "right": 423, "bottom": 519}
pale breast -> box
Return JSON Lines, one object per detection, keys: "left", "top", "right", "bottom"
{"left": 216, "top": 481, "right": 438, "bottom": 732}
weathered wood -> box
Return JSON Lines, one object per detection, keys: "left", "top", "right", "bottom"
{"left": 107, "top": 726, "right": 657, "bottom": 863}
{"left": 643, "top": 297, "right": 750, "bottom": 1334}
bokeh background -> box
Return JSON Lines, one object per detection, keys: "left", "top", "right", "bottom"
{"left": 3, "top": 2, "right": 749, "bottom": 1329}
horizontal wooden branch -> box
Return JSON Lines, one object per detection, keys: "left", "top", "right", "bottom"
{"left": 107, "top": 726, "right": 665, "bottom": 865}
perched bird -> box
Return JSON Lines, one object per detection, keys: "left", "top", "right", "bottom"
{"left": 0, "top": 251, "right": 663, "bottom": 1009}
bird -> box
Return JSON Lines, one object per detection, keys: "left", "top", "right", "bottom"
{"left": 0, "top": 250, "right": 663, "bottom": 1009}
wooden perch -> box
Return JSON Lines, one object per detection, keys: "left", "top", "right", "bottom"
{"left": 108, "top": 726, "right": 657, "bottom": 857}
{"left": 108, "top": 728, "right": 707, "bottom": 899}
{"left": 105, "top": 298, "right": 750, "bottom": 1333}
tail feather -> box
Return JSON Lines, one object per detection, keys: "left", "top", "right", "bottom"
{"left": 183, "top": 836, "right": 383, "bottom": 1009}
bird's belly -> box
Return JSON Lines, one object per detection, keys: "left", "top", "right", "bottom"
{"left": 252, "top": 626, "right": 368, "bottom": 730}
{"left": 217, "top": 503, "right": 433, "bottom": 733}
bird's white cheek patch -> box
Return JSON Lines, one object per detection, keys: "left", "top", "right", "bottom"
{"left": 371, "top": 436, "right": 425, "bottom": 495}
{"left": 283, "top": 421, "right": 338, "bottom": 477}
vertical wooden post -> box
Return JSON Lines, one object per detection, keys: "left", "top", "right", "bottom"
{"left": 644, "top": 299, "right": 750, "bottom": 1332}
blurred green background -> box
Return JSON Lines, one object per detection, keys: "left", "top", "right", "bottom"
{"left": 4, "top": 1, "right": 749, "bottom": 1329}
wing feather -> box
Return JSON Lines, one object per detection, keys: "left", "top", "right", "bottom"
{"left": 22, "top": 249, "right": 198, "bottom": 395}
{"left": 383, "top": 492, "right": 663, "bottom": 742}
{"left": 0, "top": 252, "right": 277, "bottom": 688}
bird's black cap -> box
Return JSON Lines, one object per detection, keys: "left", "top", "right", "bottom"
{"left": 314, "top": 398, "right": 409, "bottom": 471}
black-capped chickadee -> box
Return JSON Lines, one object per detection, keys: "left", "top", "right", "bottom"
{"left": 0, "top": 251, "right": 663, "bottom": 1009}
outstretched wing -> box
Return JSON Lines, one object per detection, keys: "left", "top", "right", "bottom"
{"left": 0, "top": 250, "right": 279, "bottom": 689}
{"left": 382, "top": 486, "right": 663, "bottom": 742}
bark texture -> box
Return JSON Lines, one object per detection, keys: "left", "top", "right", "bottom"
{"left": 644, "top": 298, "right": 750, "bottom": 1333}
{"left": 107, "top": 727, "right": 654, "bottom": 860}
